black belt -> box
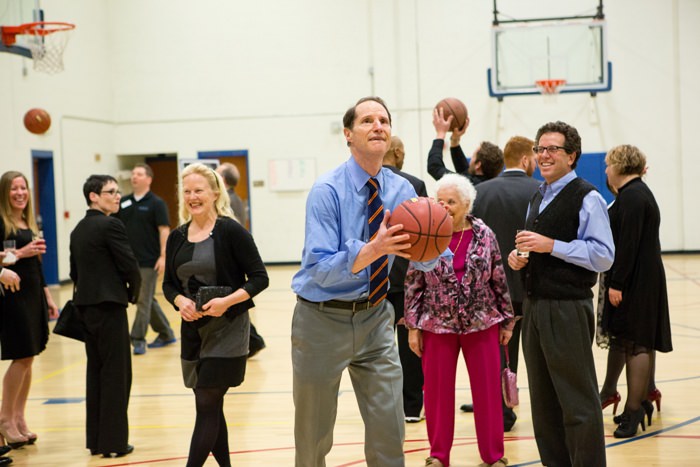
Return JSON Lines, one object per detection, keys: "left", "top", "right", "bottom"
{"left": 297, "top": 295, "right": 378, "bottom": 312}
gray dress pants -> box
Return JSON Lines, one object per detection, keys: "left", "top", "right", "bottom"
{"left": 291, "top": 298, "right": 405, "bottom": 467}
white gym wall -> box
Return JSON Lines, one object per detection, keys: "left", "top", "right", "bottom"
{"left": 0, "top": 0, "right": 698, "bottom": 281}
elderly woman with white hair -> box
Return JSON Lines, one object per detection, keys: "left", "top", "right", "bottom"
{"left": 405, "top": 173, "right": 514, "bottom": 467}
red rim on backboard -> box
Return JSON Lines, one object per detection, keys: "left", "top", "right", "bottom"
{"left": 1, "top": 21, "right": 76, "bottom": 74}
{"left": 535, "top": 79, "right": 567, "bottom": 95}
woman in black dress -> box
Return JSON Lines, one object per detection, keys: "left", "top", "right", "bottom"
{"left": 0, "top": 171, "right": 59, "bottom": 448}
{"left": 163, "top": 163, "right": 269, "bottom": 467}
{"left": 600, "top": 146, "right": 672, "bottom": 438}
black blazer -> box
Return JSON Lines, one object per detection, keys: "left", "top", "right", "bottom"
{"left": 472, "top": 171, "right": 541, "bottom": 303}
{"left": 162, "top": 216, "right": 269, "bottom": 317}
{"left": 70, "top": 209, "right": 141, "bottom": 307}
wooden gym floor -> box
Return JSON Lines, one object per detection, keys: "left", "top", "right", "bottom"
{"left": 2, "top": 255, "right": 700, "bottom": 466}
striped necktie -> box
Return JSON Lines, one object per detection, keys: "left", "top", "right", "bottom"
{"left": 366, "top": 177, "right": 388, "bottom": 306}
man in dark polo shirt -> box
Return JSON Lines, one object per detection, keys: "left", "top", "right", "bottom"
{"left": 116, "top": 163, "right": 176, "bottom": 355}
{"left": 508, "top": 121, "right": 614, "bottom": 466}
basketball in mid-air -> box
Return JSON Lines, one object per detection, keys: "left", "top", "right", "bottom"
{"left": 390, "top": 197, "right": 452, "bottom": 262}
{"left": 24, "top": 108, "right": 52, "bottom": 135}
{"left": 435, "top": 97, "right": 468, "bottom": 131}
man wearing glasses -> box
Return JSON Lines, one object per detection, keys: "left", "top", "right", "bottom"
{"left": 508, "top": 121, "right": 614, "bottom": 467}
{"left": 70, "top": 175, "right": 141, "bottom": 458}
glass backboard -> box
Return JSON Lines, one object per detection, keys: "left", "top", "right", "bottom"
{"left": 488, "top": 19, "right": 611, "bottom": 99}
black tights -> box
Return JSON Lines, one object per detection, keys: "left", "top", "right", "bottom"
{"left": 600, "top": 347, "right": 658, "bottom": 415}
{"left": 187, "top": 387, "right": 231, "bottom": 467}
{"left": 600, "top": 349, "right": 657, "bottom": 400}
{"left": 622, "top": 350, "right": 650, "bottom": 412}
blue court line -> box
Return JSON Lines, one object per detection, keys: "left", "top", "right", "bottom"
{"left": 508, "top": 416, "right": 700, "bottom": 467}
{"left": 43, "top": 397, "right": 85, "bottom": 404}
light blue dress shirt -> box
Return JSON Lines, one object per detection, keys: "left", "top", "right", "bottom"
{"left": 530, "top": 170, "right": 615, "bottom": 273}
{"left": 292, "top": 156, "right": 419, "bottom": 302}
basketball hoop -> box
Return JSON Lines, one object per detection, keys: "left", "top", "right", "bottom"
{"left": 1, "top": 22, "right": 76, "bottom": 74}
{"left": 535, "top": 79, "right": 567, "bottom": 103}
{"left": 535, "top": 79, "right": 567, "bottom": 95}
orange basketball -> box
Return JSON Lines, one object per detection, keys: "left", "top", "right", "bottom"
{"left": 24, "top": 108, "right": 51, "bottom": 135}
{"left": 390, "top": 197, "right": 452, "bottom": 262}
{"left": 435, "top": 97, "right": 468, "bottom": 131}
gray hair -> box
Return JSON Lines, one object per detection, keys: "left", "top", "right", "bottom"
{"left": 435, "top": 173, "right": 477, "bottom": 214}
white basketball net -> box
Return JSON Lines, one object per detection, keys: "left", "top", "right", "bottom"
{"left": 26, "top": 31, "right": 71, "bottom": 74}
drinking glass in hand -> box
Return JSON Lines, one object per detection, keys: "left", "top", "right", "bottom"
{"left": 2, "top": 240, "right": 17, "bottom": 265}
{"left": 516, "top": 230, "right": 529, "bottom": 258}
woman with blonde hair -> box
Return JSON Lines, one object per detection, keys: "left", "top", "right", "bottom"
{"left": 0, "top": 171, "right": 58, "bottom": 449}
{"left": 163, "top": 163, "right": 269, "bottom": 466}
{"left": 599, "top": 145, "right": 672, "bottom": 438}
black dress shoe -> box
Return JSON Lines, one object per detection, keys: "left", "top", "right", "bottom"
{"left": 0, "top": 456, "right": 12, "bottom": 465}
{"left": 0, "top": 446, "right": 9, "bottom": 456}
{"left": 460, "top": 403, "right": 474, "bottom": 413}
{"left": 504, "top": 408, "right": 517, "bottom": 432}
{"left": 103, "top": 444, "right": 134, "bottom": 458}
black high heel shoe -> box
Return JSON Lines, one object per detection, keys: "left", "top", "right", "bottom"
{"left": 0, "top": 429, "right": 28, "bottom": 449}
{"left": 615, "top": 399, "right": 655, "bottom": 426}
{"left": 641, "top": 400, "right": 654, "bottom": 426}
{"left": 614, "top": 407, "right": 646, "bottom": 438}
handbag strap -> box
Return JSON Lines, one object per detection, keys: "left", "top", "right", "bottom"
{"left": 503, "top": 345, "right": 510, "bottom": 368}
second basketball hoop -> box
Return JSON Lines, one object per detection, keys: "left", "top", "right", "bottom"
{"left": 1, "top": 21, "right": 75, "bottom": 74}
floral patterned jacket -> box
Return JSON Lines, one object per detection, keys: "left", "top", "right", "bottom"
{"left": 404, "top": 216, "right": 514, "bottom": 334}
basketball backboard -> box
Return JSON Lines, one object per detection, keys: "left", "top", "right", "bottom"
{"left": 488, "top": 19, "right": 612, "bottom": 99}
{"left": 0, "top": 0, "right": 42, "bottom": 57}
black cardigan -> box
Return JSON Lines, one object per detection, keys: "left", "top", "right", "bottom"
{"left": 162, "top": 216, "right": 269, "bottom": 317}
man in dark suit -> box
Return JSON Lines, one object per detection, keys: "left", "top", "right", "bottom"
{"left": 470, "top": 135, "right": 540, "bottom": 430}
{"left": 382, "top": 136, "right": 428, "bottom": 423}
{"left": 70, "top": 175, "right": 141, "bottom": 458}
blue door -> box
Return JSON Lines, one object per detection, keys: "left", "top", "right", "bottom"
{"left": 32, "top": 150, "right": 59, "bottom": 285}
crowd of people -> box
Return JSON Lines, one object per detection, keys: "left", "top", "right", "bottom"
{"left": 0, "top": 95, "right": 673, "bottom": 467}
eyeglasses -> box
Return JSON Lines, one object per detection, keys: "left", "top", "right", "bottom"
{"left": 533, "top": 145, "right": 567, "bottom": 155}
{"left": 100, "top": 189, "right": 122, "bottom": 196}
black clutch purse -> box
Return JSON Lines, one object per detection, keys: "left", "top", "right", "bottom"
{"left": 53, "top": 300, "right": 86, "bottom": 342}
{"left": 195, "top": 286, "right": 233, "bottom": 311}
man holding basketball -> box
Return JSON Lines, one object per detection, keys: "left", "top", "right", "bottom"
{"left": 508, "top": 121, "right": 614, "bottom": 467}
{"left": 291, "top": 97, "right": 417, "bottom": 467}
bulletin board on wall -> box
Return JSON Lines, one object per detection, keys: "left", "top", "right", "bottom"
{"left": 268, "top": 159, "right": 316, "bottom": 192}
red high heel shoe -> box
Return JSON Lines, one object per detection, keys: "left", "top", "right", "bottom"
{"left": 648, "top": 388, "right": 662, "bottom": 412}
{"left": 601, "top": 392, "right": 621, "bottom": 415}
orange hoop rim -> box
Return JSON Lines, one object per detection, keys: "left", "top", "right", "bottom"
{"left": 1, "top": 22, "right": 75, "bottom": 45}
{"left": 535, "top": 79, "right": 567, "bottom": 95}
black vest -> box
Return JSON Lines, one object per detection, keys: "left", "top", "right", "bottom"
{"left": 524, "top": 177, "right": 597, "bottom": 299}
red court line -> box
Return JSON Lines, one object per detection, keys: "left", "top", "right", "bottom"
{"left": 100, "top": 435, "right": 536, "bottom": 466}
{"left": 98, "top": 428, "right": 698, "bottom": 466}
